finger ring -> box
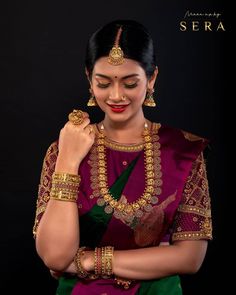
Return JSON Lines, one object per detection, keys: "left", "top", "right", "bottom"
{"left": 68, "top": 109, "right": 84, "bottom": 125}
{"left": 89, "top": 126, "right": 93, "bottom": 133}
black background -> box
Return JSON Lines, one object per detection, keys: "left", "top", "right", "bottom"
{"left": 1, "top": 0, "right": 228, "bottom": 294}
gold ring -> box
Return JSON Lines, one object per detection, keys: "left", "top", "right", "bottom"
{"left": 68, "top": 109, "right": 84, "bottom": 125}
{"left": 89, "top": 126, "right": 93, "bottom": 134}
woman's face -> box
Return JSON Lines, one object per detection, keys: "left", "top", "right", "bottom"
{"left": 90, "top": 57, "right": 157, "bottom": 124}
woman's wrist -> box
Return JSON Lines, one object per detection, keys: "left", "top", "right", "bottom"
{"left": 74, "top": 247, "right": 115, "bottom": 278}
{"left": 55, "top": 157, "right": 80, "bottom": 174}
{"left": 82, "top": 250, "right": 95, "bottom": 272}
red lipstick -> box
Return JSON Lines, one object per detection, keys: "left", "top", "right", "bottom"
{"left": 108, "top": 104, "right": 129, "bottom": 113}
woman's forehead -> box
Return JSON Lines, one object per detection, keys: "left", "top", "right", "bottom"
{"left": 93, "top": 57, "right": 145, "bottom": 78}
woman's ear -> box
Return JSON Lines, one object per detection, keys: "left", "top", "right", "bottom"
{"left": 147, "top": 67, "right": 158, "bottom": 89}
{"left": 85, "top": 68, "right": 91, "bottom": 85}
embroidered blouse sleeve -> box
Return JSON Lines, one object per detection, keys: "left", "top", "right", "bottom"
{"left": 32, "top": 142, "right": 58, "bottom": 238}
{"left": 171, "top": 152, "right": 212, "bottom": 241}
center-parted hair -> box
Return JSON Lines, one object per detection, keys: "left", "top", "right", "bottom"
{"left": 85, "top": 19, "right": 157, "bottom": 78}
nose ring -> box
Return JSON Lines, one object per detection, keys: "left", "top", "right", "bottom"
{"left": 108, "top": 95, "right": 126, "bottom": 101}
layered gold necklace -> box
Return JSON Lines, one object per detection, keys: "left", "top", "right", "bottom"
{"left": 94, "top": 122, "right": 162, "bottom": 223}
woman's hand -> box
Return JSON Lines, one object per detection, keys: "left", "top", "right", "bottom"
{"left": 55, "top": 112, "right": 95, "bottom": 174}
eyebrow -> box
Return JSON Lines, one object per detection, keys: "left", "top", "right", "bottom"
{"left": 95, "top": 73, "right": 140, "bottom": 80}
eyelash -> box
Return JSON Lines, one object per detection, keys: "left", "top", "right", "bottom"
{"left": 97, "top": 83, "right": 138, "bottom": 89}
{"left": 97, "top": 83, "right": 110, "bottom": 88}
{"left": 125, "top": 83, "right": 138, "bottom": 89}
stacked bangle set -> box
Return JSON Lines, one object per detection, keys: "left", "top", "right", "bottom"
{"left": 49, "top": 172, "right": 132, "bottom": 289}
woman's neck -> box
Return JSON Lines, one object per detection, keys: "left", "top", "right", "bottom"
{"left": 101, "top": 114, "right": 149, "bottom": 144}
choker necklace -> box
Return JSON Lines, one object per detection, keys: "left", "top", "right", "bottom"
{"left": 94, "top": 122, "right": 162, "bottom": 222}
{"left": 100, "top": 122, "right": 146, "bottom": 146}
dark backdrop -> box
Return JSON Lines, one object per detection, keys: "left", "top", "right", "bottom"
{"left": 1, "top": 0, "right": 228, "bottom": 294}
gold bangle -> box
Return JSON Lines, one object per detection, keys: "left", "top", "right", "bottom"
{"left": 94, "top": 247, "right": 102, "bottom": 275}
{"left": 52, "top": 172, "right": 81, "bottom": 183}
{"left": 50, "top": 192, "right": 78, "bottom": 202}
{"left": 101, "top": 246, "right": 114, "bottom": 278}
{"left": 74, "top": 247, "right": 89, "bottom": 278}
{"left": 74, "top": 247, "right": 99, "bottom": 280}
{"left": 50, "top": 172, "right": 81, "bottom": 202}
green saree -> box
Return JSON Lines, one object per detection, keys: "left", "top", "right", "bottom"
{"left": 57, "top": 156, "right": 182, "bottom": 294}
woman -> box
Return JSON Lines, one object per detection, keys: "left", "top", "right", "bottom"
{"left": 33, "top": 19, "right": 212, "bottom": 294}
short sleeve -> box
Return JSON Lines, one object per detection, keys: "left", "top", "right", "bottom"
{"left": 171, "top": 152, "right": 212, "bottom": 241}
{"left": 32, "top": 142, "right": 58, "bottom": 238}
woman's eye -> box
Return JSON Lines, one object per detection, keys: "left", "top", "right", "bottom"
{"left": 97, "top": 83, "right": 110, "bottom": 88}
{"left": 124, "top": 83, "right": 138, "bottom": 89}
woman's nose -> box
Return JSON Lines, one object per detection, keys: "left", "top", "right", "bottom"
{"left": 109, "top": 84, "right": 122, "bottom": 101}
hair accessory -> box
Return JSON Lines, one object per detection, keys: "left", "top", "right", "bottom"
{"left": 108, "top": 27, "right": 124, "bottom": 66}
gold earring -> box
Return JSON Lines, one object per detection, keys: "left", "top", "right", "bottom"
{"left": 143, "top": 89, "right": 156, "bottom": 107}
{"left": 87, "top": 88, "right": 97, "bottom": 107}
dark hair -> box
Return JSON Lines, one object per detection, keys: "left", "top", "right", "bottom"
{"left": 85, "top": 19, "right": 157, "bottom": 79}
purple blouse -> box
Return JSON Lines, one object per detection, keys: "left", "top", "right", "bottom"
{"left": 33, "top": 123, "right": 212, "bottom": 247}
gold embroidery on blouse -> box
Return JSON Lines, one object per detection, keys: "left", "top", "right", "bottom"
{"left": 172, "top": 153, "right": 212, "bottom": 241}
{"left": 93, "top": 122, "right": 161, "bottom": 152}
{"left": 104, "top": 139, "right": 144, "bottom": 152}
{"left": 177, "top": 204, "right": 211, "bottom": 217}
{"left": 33, "top": 142, "right": 58, "bottom": 238}
{"left": 173, "top": 231, "right": 210, "bottom": 239}
{"left": 35, "top": 203, "right": 47, "bottom": 216}
{"left": 182, "top": 131, "right": 204, "bottom": 141}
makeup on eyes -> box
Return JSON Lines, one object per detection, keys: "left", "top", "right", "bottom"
{"left": 124, "top": 79, "right": 139, "bottom": 88}
{"left": 95, "top": 76, "right": 140, "bottom": 88}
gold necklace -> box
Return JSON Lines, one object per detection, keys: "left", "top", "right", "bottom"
{"left": 95, "top": 122, "right": 162, "bottom": 222}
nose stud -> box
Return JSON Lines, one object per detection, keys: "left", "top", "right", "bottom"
{"left": 108, "top": 95, "right": 127, "bottom": 102}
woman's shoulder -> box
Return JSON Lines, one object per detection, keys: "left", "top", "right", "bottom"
{"left": 151, "top": 121, "right": 209, "bottom": 160}
{"left": 151, "top": 121, "right": 208, "bottom": 143}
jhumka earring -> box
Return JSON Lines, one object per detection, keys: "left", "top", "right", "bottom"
{"left": 87, "top": 88, "right": 97, "bottom": 107}
{"left": 143, "top": 89, "right": 156, "bottom": 107}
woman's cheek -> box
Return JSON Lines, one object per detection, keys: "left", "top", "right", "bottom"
{"left": 94, "top": 92, "right": 108, "bottom": 110}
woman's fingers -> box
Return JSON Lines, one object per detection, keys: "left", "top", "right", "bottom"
{"left": 84, "top": 124, "right": 94, "bottom": 135}
{"left": 82, "top": 111, "right": 89, "bottom": 118}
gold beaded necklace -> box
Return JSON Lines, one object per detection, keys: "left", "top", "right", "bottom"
{"left": 95, "top": 122, "right": 162, "bottom": 222}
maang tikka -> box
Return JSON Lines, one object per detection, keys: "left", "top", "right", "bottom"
{"left": 108, "top": 26, "right": 124, "bottom": 66}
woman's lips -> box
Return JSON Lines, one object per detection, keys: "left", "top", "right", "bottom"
{"left": 107, "top": 104, "right": 130, "bottom": 113}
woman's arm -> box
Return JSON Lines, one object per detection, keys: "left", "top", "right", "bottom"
{"left": 35, "top": 116, "right": 95, "bottom": 271}
{"left": 59, "top": 240, "right": 207, "bottom": 280}
{"left": 112, "top": 240, "right": 207, "bottom": 279}
{"left": 36, "top": 199, "right": 80, "bottom": 271}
